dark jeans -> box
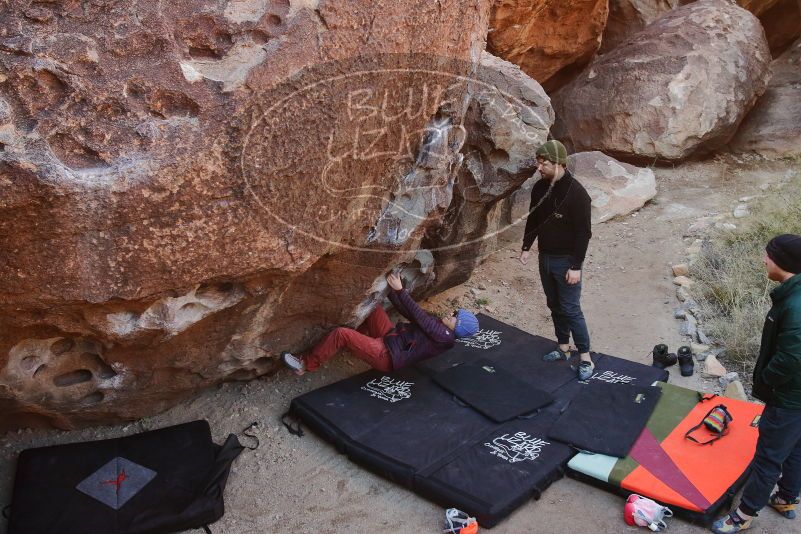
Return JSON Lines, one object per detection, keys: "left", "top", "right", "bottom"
{"left": 740, "top": 405, "right": 801, "bottom": 516}
{"left": 538, "top": 253, "right": 591, "bottom": 353}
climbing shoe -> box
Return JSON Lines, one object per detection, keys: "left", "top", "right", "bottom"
{"left": 711, "top": 512, "right": 752, "bottom": 533}
{"left": 281, "top": 351, "right": 306, "bottom": 375}
{"left": 577, "top": 360, "right": 595, "bottom": 381}
{"left": 678, "top": 346, "right": 694, "bottom": 377}
{"left": 652, "top": 344, "right": 677, "bottom": 369}
{"left": 769, "top": 492, "right": 799, "bottom": 519}
{"left": 543, "top": 348, "right": 570, "bottom": 362}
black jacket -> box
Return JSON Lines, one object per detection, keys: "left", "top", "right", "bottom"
{"left": 521, "top": 170, "right": 592, "bottom": 270}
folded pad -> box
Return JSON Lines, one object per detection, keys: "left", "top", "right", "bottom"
{"left": 432, "top": 359, "right": 553, "bottom": 422}
{"left": 418, "top": 316, "right": 580, "bottom": 394}
{"left": 567, "top": 383, "right": 764, "bottom": 523}
{"left": 548, "top": 382, "right": 662, "bottom": 457}
{"left": 8, "top": 420, "right": 244, "bottom": 534}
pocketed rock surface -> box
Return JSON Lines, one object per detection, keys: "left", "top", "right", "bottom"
{"left": 0, "top": 0, "right": 570, "bottom": 429}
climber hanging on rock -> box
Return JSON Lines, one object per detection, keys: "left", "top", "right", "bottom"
{"left": 281, "top": 273, "right": 479, "bottom": 375}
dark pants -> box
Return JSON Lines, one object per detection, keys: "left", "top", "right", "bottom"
{"left": 740, "top": 405, "right": 801, "bottom": 516}
{"left": 538, "top": 253, "right": 591, "bottom": 353}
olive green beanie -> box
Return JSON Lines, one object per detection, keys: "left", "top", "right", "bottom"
{"left": 536, "top": 140, "right": 568, "bottom": 165}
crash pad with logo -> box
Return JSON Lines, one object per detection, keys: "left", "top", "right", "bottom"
{"left": 288, "top": 315, "right": 668, "bottom": 527}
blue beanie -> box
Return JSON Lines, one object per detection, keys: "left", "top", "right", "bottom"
{"left": 454, "top": 309, "right": 479, "bottom": 338}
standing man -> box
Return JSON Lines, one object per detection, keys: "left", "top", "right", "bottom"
{"left": 712, "top": 234, "right": 801, "bottom": 533}
{"left": 519, "top": 140, "right": 594, "bottom": 380}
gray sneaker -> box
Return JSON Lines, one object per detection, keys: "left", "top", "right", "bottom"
{"left": 543, "top": 349, "right": 569, "bottom": 362}
{"left": 577, "top": 360, "right": 595, "bottom": 381}
{"left": 281, "top": 351, "right": 305, "bottom": 375}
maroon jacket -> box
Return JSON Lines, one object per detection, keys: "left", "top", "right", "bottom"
{"left": 383, "top": 289, "right": 455, "bottom": 370}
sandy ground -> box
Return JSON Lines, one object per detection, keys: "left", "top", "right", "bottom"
{"left": 1, "top": 156, "right": 797, "bottom": 534}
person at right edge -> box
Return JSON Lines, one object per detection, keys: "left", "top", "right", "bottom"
{"left": 518, "top": 140, "right": 594, "bottom": 380}
{"left": 712, "top": 234, "right": 801, "bottom": 533}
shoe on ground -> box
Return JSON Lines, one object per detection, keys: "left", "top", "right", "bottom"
{"left": 577, "top": 360, "right": 595, "bottom": 381}
{"left": 770, "top": 493, "right": 799, "bottom": 519}
{"left": 652, "top": 344, "right": 677, "bottom": 369}
{"left": 653, "top": 344, "right": 668, "bottom": 358}
{"left": 677, "top": 345, "right": 694, "bottom": 377}
{"left": 711, "top": 512, "right": 752, "bottom": 533}
{"left": 543, "top": 348, "right": 569, "bottom": 362}
{"left": 281, "top": 351, "right": 306, "bottom": 375}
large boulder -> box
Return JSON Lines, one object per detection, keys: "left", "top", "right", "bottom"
{"left": 730, "top": 38, "right": 801, "bottom": 158}
{"left": 508, "top": 151, "right": 655, "bottom": 226}
{"left": 488, "top": 0, "right": 609, "bottom": 91}
{"left": 569, "top": 152, "right": 656, "bottom": 223}
{"left": 681, "top": 0, "right": 801, "bottom": 56}
{"left": 0, "top": 0, "right": 502, "bottom": 429}
{"left": 603, "top": 1, "right": 800, "bottom": 59}
{"left": 553, "top": 0, "right": 772, "bottom": 162}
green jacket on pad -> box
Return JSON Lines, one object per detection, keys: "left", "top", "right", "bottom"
{"left": 753, "top": 273, "right": 801, "bottom": 409}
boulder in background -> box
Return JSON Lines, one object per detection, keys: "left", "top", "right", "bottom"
{"left": 553, "top": 0, "right": 771, "bottom": 162}
{"left": 730, "top": 38, "right": 801, "bottom": 159}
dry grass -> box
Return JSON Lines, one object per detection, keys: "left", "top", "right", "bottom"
{"left": 689, "top": 172, "right": 801, "bottom": 373}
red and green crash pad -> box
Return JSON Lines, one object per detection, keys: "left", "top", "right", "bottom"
{"left": 567, "top": 382, "right": 764, "bottom": 523}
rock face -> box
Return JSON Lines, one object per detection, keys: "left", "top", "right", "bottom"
{"left": 425, "top": 51, "right": 553, "bottom": 292}
{"left": 0, "top": 0, "right": 517, "bottom": 429}
{"left": 553, "top": 0, "right": 772, "bottom": 162}
{"left": 600, "top": 1, "right": 679, "bottom": 54}
{"left": 731, "top": 38, "right": 801, "bottom": 158}
{"left": 603, "top": 1, "right": 801, "bottom": 58}
{"left": 488, "top": 0, "right": 609, "bottom": 91}
{"left": 508, "top": 151, "right": 655, "bottom": 225}
{"left": 756, "top": 0, "right": 801, "bottom": 57}
{"left": 732, "top": 0, "right": 784, "bottom": 15}
{"left": 683, "top": 0, "right": 801, "bottom": 56}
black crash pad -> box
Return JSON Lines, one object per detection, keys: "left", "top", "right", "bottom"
{"left": 416, "top": 412, "right": 574, "bottom": 523}
{"left": 289, "top": 367, "right": 494, "bottom": 487}
{"left": 547, "top": 381, "right": 662, "bottom": 457}
{"left": 418, "top": 316, "right": 580, "bottom": 395}
{"left": 432, "top": 358, "right": 553, "bottom": 422}
{"left": 7, "top": 420, "right": 245, "bottom": 534}
{"left": 288, "top": 315, "right": 669, "bottom": 528}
